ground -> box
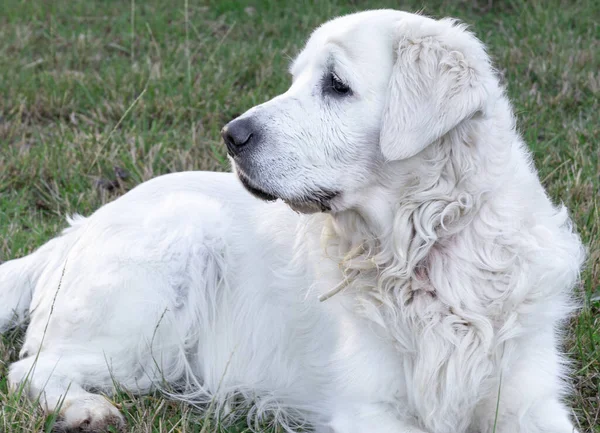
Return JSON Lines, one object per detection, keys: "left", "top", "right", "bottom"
{"left": 0, "top": 0, "right": 598, "bottom": 431}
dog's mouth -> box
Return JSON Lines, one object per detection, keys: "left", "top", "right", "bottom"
{"left": 234, "top": 166, "right": 338, "bottom": 214}
{"left": 283, "top": 190, "right": 338, "bottom": 214}
{"left": 236, "top": 168, "right": 279, "bottom": 202}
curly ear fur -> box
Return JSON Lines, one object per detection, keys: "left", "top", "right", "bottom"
{"left": 380, "top": 20, "right": 492, "bottom": 161}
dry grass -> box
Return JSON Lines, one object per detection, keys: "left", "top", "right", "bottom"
{"left": 0, "top": 0, "right": 598, "bottom": 431}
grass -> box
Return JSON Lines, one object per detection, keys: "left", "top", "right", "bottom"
{"left": 0, "top": 0, "right": 598, "bottom": 431}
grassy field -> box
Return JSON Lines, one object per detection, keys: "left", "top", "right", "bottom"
{"left": 0, "top": 0, "right": 598, "bottom": 431}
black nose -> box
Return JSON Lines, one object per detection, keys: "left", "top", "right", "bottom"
{"left": 221, "top": 117, "right": 256, "bottom": 156}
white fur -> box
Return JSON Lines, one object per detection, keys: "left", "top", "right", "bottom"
{"left": 0, "top": 10, "right": 585, "bottom": 433}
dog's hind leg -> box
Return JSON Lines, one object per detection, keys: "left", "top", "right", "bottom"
{"left": 9, "top": 351, "right": 125, "bottom": 432}
{"left": 6, "top": 195, "right": 232, "bottom": 431}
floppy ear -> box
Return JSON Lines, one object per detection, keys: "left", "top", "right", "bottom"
{"left": 380, "top": 33, "right": 488, "bottom": 161}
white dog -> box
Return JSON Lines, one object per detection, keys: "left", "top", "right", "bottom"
{"left": 0, "top": 10, "right": 585, "bottom": 433}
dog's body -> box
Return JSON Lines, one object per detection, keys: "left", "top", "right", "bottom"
{"left": 0, "top": 10, "right": 585, "bottom": 433}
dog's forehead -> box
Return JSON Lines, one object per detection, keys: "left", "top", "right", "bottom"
{"left": 317, "top": 9, "right": 409, "bottom": 35}
{"left": 291, "top": 10, "right": 410, "bottom": 76}
{"left": 311, "top": 10, "right": 401, "bottom": 53}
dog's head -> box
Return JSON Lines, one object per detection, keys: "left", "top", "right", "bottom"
{"left": 222, "top": 10, "right": 497, "bottom": 213}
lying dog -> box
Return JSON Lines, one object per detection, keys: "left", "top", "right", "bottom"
{"left": 0, "top": 9, "right": 585, "bottom": 433}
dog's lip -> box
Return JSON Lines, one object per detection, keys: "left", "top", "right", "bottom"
{"left": 235, "top": 167, "right": 278, "bottom": 202}
{"left": 283, "top": 190, "right": 339, "bottom": 214}
{"left": 234, "top": 163, "right": 339, "bottom": 212}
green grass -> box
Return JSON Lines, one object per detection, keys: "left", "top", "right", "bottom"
{"left": 0, "top": 0, "right": 598, "bottom": 431}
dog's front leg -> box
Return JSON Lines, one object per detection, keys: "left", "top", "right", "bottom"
{"left": 323, "top": 403, "right": 428, "bottom": 433}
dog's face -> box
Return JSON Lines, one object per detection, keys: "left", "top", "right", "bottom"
{"left": 222, "top": 10, "right": 493, "bottom": 213}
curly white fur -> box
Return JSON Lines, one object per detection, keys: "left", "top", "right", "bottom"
{"left": 0, "top": 10, "right": 585, "bottom": 433}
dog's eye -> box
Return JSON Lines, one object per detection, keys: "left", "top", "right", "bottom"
{"left": 329, "top": 73, "right": 351, "bottom": 96}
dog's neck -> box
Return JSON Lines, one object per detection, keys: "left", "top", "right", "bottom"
{"left": 323, "top": 105, "right": 517, "bottom": 292}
